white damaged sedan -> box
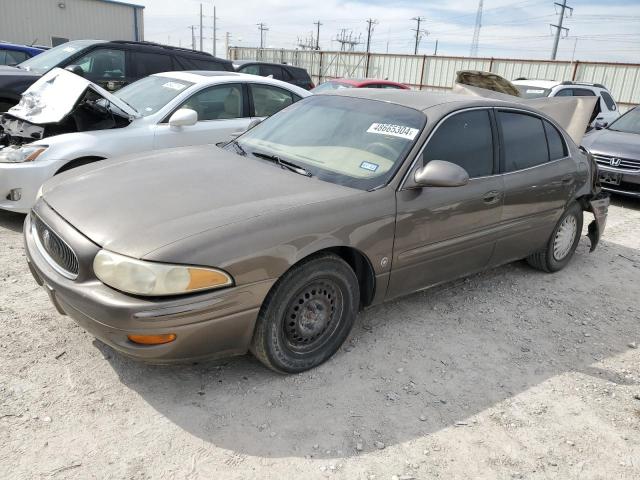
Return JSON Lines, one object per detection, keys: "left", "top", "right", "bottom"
{"left": 0, "top": 68, "right": 309, "bottom": 213}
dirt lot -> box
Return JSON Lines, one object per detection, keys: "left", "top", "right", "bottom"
{"left": 1, "top": 198, "right": 639, "bottom": 480}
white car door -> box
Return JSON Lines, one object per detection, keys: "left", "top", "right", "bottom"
{"left": 153, "top": 83, "right": 252, "bottom": 149}
{"left": 248, "top": 83, "right": 298, "bottom": 124}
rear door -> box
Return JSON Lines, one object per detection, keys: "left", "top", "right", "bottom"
{"left": 492, "top": 109, "right": 576, "bottom": 264}
{"left": 153, "top": 82, "right": 252, "bottom": 149}
{"left": 388, "top": 108, "right": 504, "bottom": 298}
{"left": 249, "top": 83, "right": 300, "bottom": 121}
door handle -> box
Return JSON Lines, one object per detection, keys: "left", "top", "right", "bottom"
{"left": 482, "top": 190, "right": 501, "bottom": 204}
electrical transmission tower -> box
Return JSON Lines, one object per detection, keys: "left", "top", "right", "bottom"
{"left": 335, "top": 29, "right": 362, "bottom": 51}
{"left": 411, "top": 17, "right": 428, "bottom": 55}
{"left": 257, "top": 22, "right": 269, "bottom": 49}
{"left": 470, "top": 0, "right": 483, "bottom": 57}
{"left": 550, "top": 0, "right": 572, "bottom": 60}
{"left": 297, "top": 33, "right": 316, "bottom": 50}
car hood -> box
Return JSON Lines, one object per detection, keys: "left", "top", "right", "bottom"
{"left": 581, "top": 129, "right": 640, "bottom": 158}
{"left": 42, "top": 146, "right": 359, "bottom": 259}
{"left": 0, "top": 65, "right": 40, "bottom": 78}
{"left": 7, "top": 67, "right": 138, "bottom": 124}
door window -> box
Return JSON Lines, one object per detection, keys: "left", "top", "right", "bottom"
{"left": 2, "top": 50, "right": 29, "bottom": 65}
{"left": 260, "top": 64, "right": 284, "bottom": 79}
{"left": 239, "top": 64, "right": 260, "bottom": 75}
{"left": 178, "top": 84, "right": 243, "bottom": 121}
{"left": 422, "top": 110, "right": 494, "bottom": 178}
{"left": 73, "top": 48, "right": 126, "bottom": 80}
{"left": 572, "top": 88, "right": 596, "bottom": 96}
{"left": 543, "top": 120, "right": 567, "bottom": 160}
{"left": 498, "top": 111, "right": 548, "bottom": 172}
{"left": 601, "top": 91, "right": 617, "bottom": 111}
{"left": 132, "top": 52, "right": 174, "bottom": 77}
{"left": 555, "top": 88, "right": 572, "bottom": 97}
{"left": 250, "top": 84, "right": 295, "bottom": 117}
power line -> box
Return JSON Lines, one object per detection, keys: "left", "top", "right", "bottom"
{"left": 550, "top": 0, "right": 573, "bottom": 60}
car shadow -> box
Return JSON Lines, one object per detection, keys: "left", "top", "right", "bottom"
{"left": 610, "top": 194, "right": 640, "bottom": 210}
{"left": 0, "top": 210, "right": 25, "bottom": 233}
{"left": 98, "top": 237, "right": 639, "bottom": 459}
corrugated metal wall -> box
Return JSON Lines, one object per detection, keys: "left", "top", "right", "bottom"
{"left": 230, "top": 47, "right": 640, "bottom": 111}
{"left": 0, "top": 0, "right": 144, "bottom": 47}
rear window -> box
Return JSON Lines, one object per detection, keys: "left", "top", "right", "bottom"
{"left": 132, "top": 52, "right": 174, "bottom": 76}
{"left": 543, "top": 121, "right": 567, "bottom": 160}
{"left": 601, "top": 91, "right": 617, "bottom": 111}
{"left": 515, "top": 85, "right": 552, "bottom": 99}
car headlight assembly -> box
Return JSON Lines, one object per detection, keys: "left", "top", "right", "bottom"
{"left": 0, "top": 145, "right": 48, "bottom": 163}
{"left": 93, "top": 250, "right": 233, "bottom": 296}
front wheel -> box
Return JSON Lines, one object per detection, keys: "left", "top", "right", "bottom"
{"left": 250, "top": 253, "right": 360, "bottom": 373}
{"left": 527, "top": 202, "right": 583, "bottom": 273}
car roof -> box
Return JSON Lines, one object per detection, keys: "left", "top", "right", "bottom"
{"left": 329, "top": 78, "right": 405, "bottom": 87}
{"left": 322, "top": 88, "right": 528, "bottom": 113}
{"left": 512, "top": 79, "right": 560, "bottom": 89}
{"left": 150, "top": 71, "right": 311, "bottom": 95}
{"left": 0, "top": 42, "right": 45, "bottom": 54}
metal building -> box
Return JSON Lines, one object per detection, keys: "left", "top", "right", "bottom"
{"left": 0, "top": 0, "right": 144, "bottom": 47}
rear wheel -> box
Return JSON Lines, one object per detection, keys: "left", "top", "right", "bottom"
{"left": 527, "top": 202, "right": 583, "bottom": 272}
{"left": 250, "top": 253, "right": 360, "bottom": 373}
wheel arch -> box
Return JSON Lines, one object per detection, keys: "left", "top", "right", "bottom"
{"left": 55, "top": 156, "right": 106, "bottom": 175}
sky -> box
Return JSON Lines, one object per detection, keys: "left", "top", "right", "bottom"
{"left": 135, "top": 0, "right": 640, "bottom": 62}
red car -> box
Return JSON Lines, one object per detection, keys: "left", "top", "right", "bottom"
{"left": 312, "top": 78, "right": 409, "bottom": 92}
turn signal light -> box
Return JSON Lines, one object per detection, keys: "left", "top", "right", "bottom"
{"left": 127, "top": 333, "right": 177, "bottom": 345}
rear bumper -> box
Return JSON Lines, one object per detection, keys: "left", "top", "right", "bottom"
{"left": 23, "top": 210, "right": 275, "bottom": 363}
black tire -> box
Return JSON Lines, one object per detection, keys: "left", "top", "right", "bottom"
{"left": 250, "top": 253, "right": 360, "bottom": 373}
{"left": 527, "top": 202, "right": 583, "bottom": 273}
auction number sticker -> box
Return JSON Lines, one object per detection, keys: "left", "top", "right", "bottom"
{"left": 367, "top": 123, "right": 419, "bottom": 140}
{"left": 360, "top": 161, "right": 379, "bottom": 172}
{"left": 162, "top": 82, "right": 187, "bottom": 91}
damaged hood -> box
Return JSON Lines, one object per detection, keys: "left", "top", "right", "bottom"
{"left": 7, "top": 68, "right": 139, "bottom": 124}
{"left": 453, "top": 70, "right": 597, "bottom": 144}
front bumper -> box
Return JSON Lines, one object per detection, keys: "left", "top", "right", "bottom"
{"left": 0, "top": 158, "right": 60, "bottom": 213}
{"left": 23, "top": 203, "right": 275, "bottom": 363}
{"left": 597, "top": 164, "right": 640, "bottom": 198}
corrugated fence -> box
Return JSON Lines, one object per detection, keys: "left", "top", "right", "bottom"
{"left": 229, "top": 47, "right": 640, "bottom": 112}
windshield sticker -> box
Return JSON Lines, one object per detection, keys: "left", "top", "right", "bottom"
{"left": 162, "top": 81, "right": 187, "bottom": 91}
{"left": 62, "top": 47, "right": 77, "bottom": 53}
{"left": 526, "top": 89, "right": 545, "bottom": 94}
{"left": 360, "top": 161, "right": 379, "bottom": 172}
{"left": 367, "top": 123, "right": 419, "bottom": 140}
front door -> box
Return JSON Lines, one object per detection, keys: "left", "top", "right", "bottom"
{"left": 388, "top": 109, "right": 504, "bottom": 298}
{"left": 153, "top": 83, "right": 252, "bottom": 149}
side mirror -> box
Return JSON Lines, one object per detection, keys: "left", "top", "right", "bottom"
{"left": 414, "top": 160, "right": 469, "bottom": 187}
{"left": 168, "top": 108, "right": 198, "bottom": 128}
{"left": 65, "top": 65, "right": 84, "bottom": 76}
{"left": 594, "top": 120, "right": 608, "bottom": 130}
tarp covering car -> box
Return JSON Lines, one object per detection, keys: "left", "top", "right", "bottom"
{"left": 0, "top": 68, "right": 139, "bottom": 146}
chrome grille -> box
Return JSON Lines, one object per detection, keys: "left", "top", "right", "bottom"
{"left": 32, "top": 214, "right": 79, "bottom": 278}
{"left": 593, "top": 154, "right": 640, "bottom": 172}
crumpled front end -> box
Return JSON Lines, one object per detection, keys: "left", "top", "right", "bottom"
{"left": 579, "top": 147, "right": 610, "bottom": 252}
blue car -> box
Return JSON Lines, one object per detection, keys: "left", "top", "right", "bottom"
{"left": 0, "top": 42, "right": 45, "bottom": 66}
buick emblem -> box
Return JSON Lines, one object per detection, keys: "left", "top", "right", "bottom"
{"left": 610, "top": 157, "right": 622, "bottom": 167}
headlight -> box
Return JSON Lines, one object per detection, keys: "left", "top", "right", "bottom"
{"left": 0, "top": 145, "right": 48, "bottom": 163}
{"left": 93, "top": 250, "right": 233, "bottom": 296}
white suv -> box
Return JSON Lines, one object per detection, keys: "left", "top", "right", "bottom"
{"left": 512, "top": 79, "right": 620, "bottom": 127}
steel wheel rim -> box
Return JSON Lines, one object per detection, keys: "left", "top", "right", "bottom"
{"left": 282, "top": 279, "right": 344, "bottom": 354}
{"left": 553, "top": 215, "right": 578, "bottom": 261}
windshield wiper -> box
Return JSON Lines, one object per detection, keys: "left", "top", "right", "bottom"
{"left": 252, "top": 151, "right": 312, "bottom": 177}
{"left": 230, "top": 139, "right": 247, "bottom": 156}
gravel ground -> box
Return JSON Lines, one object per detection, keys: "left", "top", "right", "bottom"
{"left": 1, "top": 198, "right": 639, "bottom": 480}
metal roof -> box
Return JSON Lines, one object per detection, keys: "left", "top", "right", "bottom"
{"left": 95, "top": 0, "right": 145, "bottom": 9}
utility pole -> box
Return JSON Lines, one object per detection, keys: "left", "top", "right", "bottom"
{"left": 189, "top": 25, "right": 197, "bottom": 50}
{"left": 257, "top": 23, "right": 268, "bottom": 49}
{"left": 199, "top": 3, "right": 203, "bottom": 51}
{"left": 365, "top": 18, "right": 377, "bottom": 53}
{"left": 411, "top": 17, "right": 427, "bottom": 55}
{"left": 470, "top": 0, "right": 483, "bottom": 57}
{"left": 212, "top": 5, "right": 217, "bottom": 56}
{"left": 225, "top": 32, "right": 231, "bottom": 59}
{"left": 434, "top": 39, "right": 438, "bottom": 55}
{"left": 313, "top": 20, "right": 322, "bottom": 50}
{"left": 550, "top": 0, "right": 572, "bottom": 60}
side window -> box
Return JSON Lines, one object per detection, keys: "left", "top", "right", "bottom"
{"left": 260, "top": 64, "right": 284, "bottom": 80}
{"left": 422, "top": 110, "right": 494, "bottom": 178}
{"left": 250, "top": 84, "right": 294, "bottom": 117}
{"left": 380, "top": 84, "right": 403, "bottom": 89}
{"left": 280, "top": 68, "right": 293, "bottom": 81}
{"left": 189, "top": 58, "right": 227, "bottom": 71}
{"left": 543, "top": 120, "right": 567, "bottom": 160}
{"left": 6, "top": 50, "right": 29, "bottom": 65}
{"left": 555, "top": 88, "right": 573, "bottom": 97}
{"left": 601, "top": 91, "right": 617, "bottom": 111}
{"left": 572, "top": 88, "right": 596, "bottom": 97}
{"left": 498, "top": 111, "right": 548, "bottom": 172}
{"left": 0, "top": 51, "right": 6, "bottom": 65}
{"left": 132, "top": 52, "right": 174, "bottom": 77}
{"left": 73, "top": 48, "right": 126, "bottom": 80}
{"left": 179, "top": 84, "right": 243, "bottom": 121}
{"left": 239, "top": 64, "right": 260, "bottom": 75}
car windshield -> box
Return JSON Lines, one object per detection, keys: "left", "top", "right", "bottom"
{"left": 233, "top": 95, "right": 426, "bottom": 190}
{"left": 311, "top": 81, "right": 354, "bottom": 93}
{"left": 607, "top": 108, "right": 640, "bottom": 134}
{"left": 114, "top": 76, "right": 194, "bottom": 117}
{"left": 18, "top": 40, "right": 102, "bottom": 74}
{"left": 515, "top": 85, "right": 552, "bottom": 99}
